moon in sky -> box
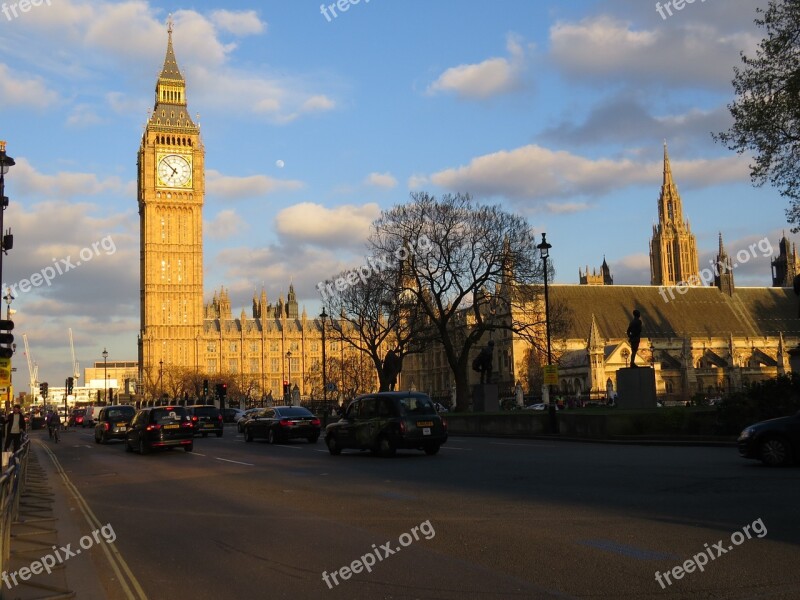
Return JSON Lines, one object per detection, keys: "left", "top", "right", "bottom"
{"left": 276, "top": 160, "right": 285, "bottom": 169}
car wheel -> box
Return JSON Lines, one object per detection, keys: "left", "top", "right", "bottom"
{"left": 267, "top": 429, "right": 277, "bottom": 444}
{"left": 94, "top": 433, "right": 100, "bottom": 444}
{"left": 308, "top": 435, "right": 319, "bottom": 444}
{"left": 377, "top": 435, "right": 396, "bottom": 458}
{"left": 216, "top": 431, "right": 223, "bottom": 438}
{"left": 125, "top": 438, "right": 132, "bottom": 452}
{"left": 424, "top": 443, "right": 441, "bottom": 455}
{"left": 760, "top": 437, "right": 793, "bottom": 466}
{"left": 326, "top": 435, "right": 341, "bottom": 455}
{"left": 101, "top": 432, "right": 108, "bottom": 445}
{"left": 185, "top": 443, "right": 194, "bottom": 453}
{"left": 138, "top": 437, "right": 149, "bottom": 455}
{"left": 244, "top": 428, "right": 253, "bottom": 442}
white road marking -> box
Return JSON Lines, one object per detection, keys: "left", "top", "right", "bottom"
{"left": 215, "top": 457, "right": 254, "bottom": 466}
{"left": 443, "top": 446, "right": 471, "bottom": 450}
{"left": 274, "top": 445, "right": 303, "bottom": 450}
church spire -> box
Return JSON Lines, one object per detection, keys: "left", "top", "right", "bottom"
{"left": 160, "top": 15, "right": 185, "bottom": 83}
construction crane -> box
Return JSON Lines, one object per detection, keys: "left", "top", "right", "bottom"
{"left": 69, "top": 328, "right": 80, "bottom": 382}
{"left": 22, "top": 333, "right": 38, "bottom": 401}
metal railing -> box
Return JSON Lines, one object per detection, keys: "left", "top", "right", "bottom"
{"left": 0, "top": 436, "right": 31, "bottom": 579}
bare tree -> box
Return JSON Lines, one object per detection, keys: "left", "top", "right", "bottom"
{"left": 370, "top": 192, "right": 558, "bottom": 411}
{"left": 321, "top": 266, "right": 431, "bottom": 392}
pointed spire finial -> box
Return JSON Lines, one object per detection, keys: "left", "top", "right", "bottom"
{"left": 167, "top": 13, "right": 174, "bottom": 38}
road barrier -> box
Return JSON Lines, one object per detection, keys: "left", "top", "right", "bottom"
{"left": 0, "top": 437, "right": 30, "bottom": 583}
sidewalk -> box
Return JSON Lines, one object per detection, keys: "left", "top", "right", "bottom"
{"left": 3, "top": 436, "right": 126, "bottom": 600}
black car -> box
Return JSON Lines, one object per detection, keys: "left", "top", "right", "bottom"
{"left": 325, "top": 392, "right": 448, "bottom": 457}
{"left": 94, "top": 405, "right": 136, "bottom": 444}
{"left": 738, "top": 411, "right": 800, "bottom": 466}
{"left": 187, "top": 405, "right": 224, "bottom": 437}
{"left": 243, "top": 406, "right": 321, "bottom": 444}
{"left": 125, "top": 406, "right": 194, "bottom": 454}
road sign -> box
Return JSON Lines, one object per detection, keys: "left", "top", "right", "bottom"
{"left": 543, "top": 365, "right": 559, "bottom": 386}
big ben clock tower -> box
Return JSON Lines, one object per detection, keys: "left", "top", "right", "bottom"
{"left": 138, "top": 18, "right": 204, "bottom": 386}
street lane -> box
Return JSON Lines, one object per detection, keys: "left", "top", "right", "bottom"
{"left": 38, "top": 426, "right": 800, "bottom": 599}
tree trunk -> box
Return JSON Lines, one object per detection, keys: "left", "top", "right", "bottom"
{"left": 454, "top": 371, "right": 471, "bottom": 412}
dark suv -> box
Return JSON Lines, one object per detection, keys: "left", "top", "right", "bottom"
{"left": 125, "top": 406, "right": 194, "bottom": 454}
{"left": 325, "top": 392, "right": 447, "bottom": 457}
{"left": 187, "top": 405, "right": 224, "bottom": 437}
{"left": 94, "top": 405, "right": 136, "bottom": 444}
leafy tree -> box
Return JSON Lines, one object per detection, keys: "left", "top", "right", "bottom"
{"left": 715, "top": 0, "right": 800, "bottom": 228}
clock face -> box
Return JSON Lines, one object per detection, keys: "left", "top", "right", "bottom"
{"left": 158, "top": 154, "right": 192, "bottom": 187}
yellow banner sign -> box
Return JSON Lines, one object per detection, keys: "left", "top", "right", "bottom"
{"left": 0, "top": 358, "right": 10, "bottom": 386}
{"left": 543, "top": 365, "right": 559, "bottom": 386}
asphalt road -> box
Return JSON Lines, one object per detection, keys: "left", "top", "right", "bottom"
{"left": 30, "top": 425, "right": 800, "bottom": 600}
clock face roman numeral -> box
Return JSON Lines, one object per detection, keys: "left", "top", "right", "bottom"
{"left": 158, "top": 155, "right": 192, "bottom": 187}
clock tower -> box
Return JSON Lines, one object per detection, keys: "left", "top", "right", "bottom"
{"left": 138, "top": 18, "right": 204, "bottom": 386}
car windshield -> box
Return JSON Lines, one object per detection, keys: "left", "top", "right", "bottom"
{"left": 277, "top": 407, "right": 314, "bottom": 417}
{"left": 108, "top": 407, "right": 135, "bottom": 419}
{"left": 192, "top": 407, "right": 220, "bottom": 417}
{"left": 397, "top": 396, "right": 436, "bottom": 416}
{"left": 151, "top": 407, "right": 189, "bottom": 424}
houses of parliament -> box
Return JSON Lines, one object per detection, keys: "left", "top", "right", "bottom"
{"left": 139, "top": 24, "right": 800, "bottom": 404}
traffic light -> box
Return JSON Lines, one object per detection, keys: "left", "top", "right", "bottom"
{"left": 0, "top": 319, "right": 13, "bottom": 359}
{"left": 203, "top": 379, "right": 209, "bottom": 396}
{"left": 39, "top": 382, "right": 48, "bottom": 398}
{"left": 66, "top": 376, "right": 74, "bottom": 395}
{"left": 283, "top": 381, "right": 290, "bottom": 397}
{"left": 215, "top": 383, "right": 227, "bottom": 398}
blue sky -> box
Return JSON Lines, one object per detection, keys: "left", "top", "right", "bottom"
{"left": 0, "top": 0, "right": 786, "bottom": 385}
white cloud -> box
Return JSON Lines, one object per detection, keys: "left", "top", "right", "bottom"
{"left": 364, "top": 172, "right": 398, "bottom": 189}
{"left": 8, "top": 158, "right": 128, "bottom": 200}
{"left": 206, "top": 209, "right": 248, "bottom": 240}
{"left": 206, "top": 169, "right": 305, "bottom": 200}
{"left": 66, "top": 104, "right": 105, "bottom": 128}
{"left": 0, "top": 63, "right": 58, "bottom": 108}
{"left": 210, "top": 10, "right": 266, "bottom": 36}
{"left": 427, "top": 35, "right": 526, "bottom": 99}
{"left": 275, "top": 202, "right": 380, "bottom": 248}
{"left": 428, "top": 144, "right": 750, "bottom": 208}
{"left": 549, "top": 16, "right": 757, "bottom": 89}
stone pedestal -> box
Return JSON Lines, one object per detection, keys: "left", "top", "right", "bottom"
{"left": 789, "top": 346, "right": 800, "bottom": 375}
{"left": 617, "top": 367, "right": 657, "bottom": 409}
{"left": 472, "top": 384, "right": 499, "bottom": 413}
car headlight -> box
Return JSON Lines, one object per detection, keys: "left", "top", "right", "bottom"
{"left": 739, "top": 427, "right": 755, "bottom": 439}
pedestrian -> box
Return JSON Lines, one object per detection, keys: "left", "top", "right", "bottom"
{"left": 3, "top": 404, "right": 26, "bottom": 453}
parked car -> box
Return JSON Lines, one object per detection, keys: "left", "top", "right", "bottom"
{"left": 186, "top": 405, "right": 224, "bottom": 437}
{"left": 325, "top": 392, "right": 448, "bottom": 457}
{"left": 94, "top": 405, "right": 137, "bottom": 444}
{"left": 243, "top": 406, "right": 321, "bottom": 444}
{"left": 221, "top": 407, "right": 244, "bottom": 424}
{"left": 237, "top": 408, "right": 261, "bottom": 432}
{"left": 68, "top": 409, "right": 88, "bottom": 427}
{"left": 125, "top": 406, "right": 194, "bottom": 454}
{"left": 738, "top": 411, "right": 800, "bottom": 466}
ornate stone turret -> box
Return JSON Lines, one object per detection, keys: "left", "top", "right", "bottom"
{"left": 650, "top": 142, "right": 700, "bottom": 286}
{"left": 715, "top": 233, "right": 735, "bottom": 296}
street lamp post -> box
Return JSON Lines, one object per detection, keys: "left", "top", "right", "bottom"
{"left": 537, "top": 233, "right": 557, "bottom": 433}
{"left": 286, "top": 350, "right": 292, "bottom": 405}
{"left": 102, "top": 348, "right": 108, "bottom": 403}
{"left": 158, "top": 359, "right": 163, "bottom": 404}
{"left": 320, "top": 309, "right": 328, "bottom": 404}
